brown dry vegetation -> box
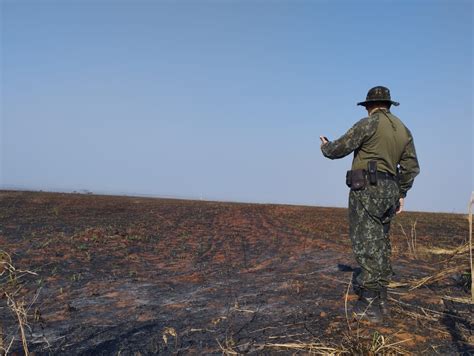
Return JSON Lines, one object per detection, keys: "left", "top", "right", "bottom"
{"left": 0, "top": 190, "right": 472, "bottom": 355}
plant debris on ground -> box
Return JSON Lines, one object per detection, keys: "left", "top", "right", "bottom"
{"left": 0, "top": 191, "right": 472, "bottom": 354}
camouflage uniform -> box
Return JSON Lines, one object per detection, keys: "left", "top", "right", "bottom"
{"left": 348, "top": 178, "right": 399, "bottom": 290}
{"left": 321, "top": 91, "right": 420, "bottom": 293}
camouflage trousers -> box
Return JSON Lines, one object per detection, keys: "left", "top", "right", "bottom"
{"left": 348, "top": 179, "right": 400, "bottom": 292}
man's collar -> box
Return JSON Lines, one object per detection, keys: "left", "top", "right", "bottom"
{"left": 369, "top": 107, "right": 390, "bottom": 115}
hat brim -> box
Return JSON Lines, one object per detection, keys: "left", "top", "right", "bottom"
{"left": 357, "top": 99, "right": 400, "bottom": 107}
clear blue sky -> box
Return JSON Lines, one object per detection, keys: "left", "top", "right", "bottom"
{"left": 1, "top": 0, "right": 472, "bottom": 213}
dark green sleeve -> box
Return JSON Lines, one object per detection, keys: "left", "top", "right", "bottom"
{"left": 321, "top": 117, "right": 378, "bottom": 159}
{"left": 398, "top": 130, "right": 420, "bottom": 198}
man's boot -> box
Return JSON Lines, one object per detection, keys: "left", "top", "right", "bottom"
{"left": 379, "top": 288, "right": 391, "bottom": 319}
{"left": 352, "top": 289, "right": 383, "bottom": 323}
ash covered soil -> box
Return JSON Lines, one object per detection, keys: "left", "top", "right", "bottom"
{"left": 0, "top": 191, "right": 472, "bottom": 355}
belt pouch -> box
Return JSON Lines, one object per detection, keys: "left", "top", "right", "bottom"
{"left": 349, "top": 169, "right": 367, "bottom": 191}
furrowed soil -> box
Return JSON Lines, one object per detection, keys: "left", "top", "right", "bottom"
{"left": 0, "top": 191, "right": 472, "bottom": 355}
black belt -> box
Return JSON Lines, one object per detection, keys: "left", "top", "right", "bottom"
{"left": 376, "top": 171, "right": 397, "bottom": 181}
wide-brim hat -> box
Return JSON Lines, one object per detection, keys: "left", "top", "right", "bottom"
{"left": 357, "top": 86, "right": 400, "bottom": 106}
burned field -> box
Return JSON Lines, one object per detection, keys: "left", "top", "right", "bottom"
{"left": 0, "top": 191, "right": 472, "bottom": 355}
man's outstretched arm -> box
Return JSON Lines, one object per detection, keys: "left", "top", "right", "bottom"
{"left": 320, "top": 116, "right": 378, "bottom": 159}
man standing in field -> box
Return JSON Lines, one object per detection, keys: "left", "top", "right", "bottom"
{"left": 320, "top": 86, "right": 420, "bottom": 323}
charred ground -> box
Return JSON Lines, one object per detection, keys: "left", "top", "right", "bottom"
{"left": 0, "top": 191, "right": 472, "bottom": 354}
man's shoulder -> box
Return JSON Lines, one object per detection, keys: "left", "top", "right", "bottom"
{"left": 386, "top": 111, "right": 403, "bottom": 121}
{"left": 375, "top": 110, "right": 412, "bottom": 131}
{"left": 387, "top": 112, "right": 412, "bottom": 133}
{"left": 382, "top": 112, "right": 417, "bottom": 144}
{"left": 384, "top": 111, "right": 405, "bottom": 124}
{"left": 355, "top": 114, "right": 380, "bottom": 128}
{"left": 348, "top": 115, "right": 379, "bottom": 139}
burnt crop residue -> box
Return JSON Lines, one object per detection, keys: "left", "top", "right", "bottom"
{"left": 0, "top": 191, "right": 472, "bottom": 354}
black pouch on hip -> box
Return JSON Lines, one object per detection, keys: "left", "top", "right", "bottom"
{"left": 368, "top": 160, "right": 377, "bottom": 185}
{"left": 348, "top": 169, "right": 367, "bottom": 191}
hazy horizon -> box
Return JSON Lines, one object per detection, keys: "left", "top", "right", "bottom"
{"left": 1, "top": 184, "right": 470, "bottom": 215}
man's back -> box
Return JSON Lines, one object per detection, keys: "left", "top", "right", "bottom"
{"left": 351, "top": 109, "right": 410, "bottom": 176}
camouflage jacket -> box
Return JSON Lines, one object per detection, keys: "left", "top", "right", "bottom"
{"left": 321, "top": 108, "right": 420, "bottom": 198}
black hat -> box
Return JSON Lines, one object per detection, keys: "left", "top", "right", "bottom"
{"left": 357, "top": 86, "right": 400, "bottom": 107}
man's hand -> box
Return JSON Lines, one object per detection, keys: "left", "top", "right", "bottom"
{"left": 395, "top": 198, "right": 404, "bottom": 215}
{"left": 320, "top": 135, "right": 329, "bottom": 147}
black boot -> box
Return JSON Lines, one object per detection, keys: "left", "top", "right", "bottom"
{"left": 379, "top": 288, "right": 391, "bottom": 318}
{"left": 352, "top": 289, "right": 383, "bottom": 323}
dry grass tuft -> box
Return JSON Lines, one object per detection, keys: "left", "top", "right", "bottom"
{"left": 252, "top": 331, "right": 411, "bottom": 355}
{"left": 342, "top": 331, "right": 412, "bottom": 355}
{"left": 0, "top": 249, "right": 39, "bottom": 355}
{"left": 258, "top": 341, "right": 346, "bottom": 355}
{"left": 389, "top": 265, "right": 465, "bottom": 290}
{"left": 398, "top": 220, "right": 418, "bottom": 258}
{"left": 442, "top": 295, "right": 474, "bottom": 305}
{"left": 389, "top": 209, "right": 472, "bottom": 292}
{"left": 418, "top": 243, "right": 469, "bottom": 256}
{"left": 393, "top": 193, "right": 473, "bottom": 297}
